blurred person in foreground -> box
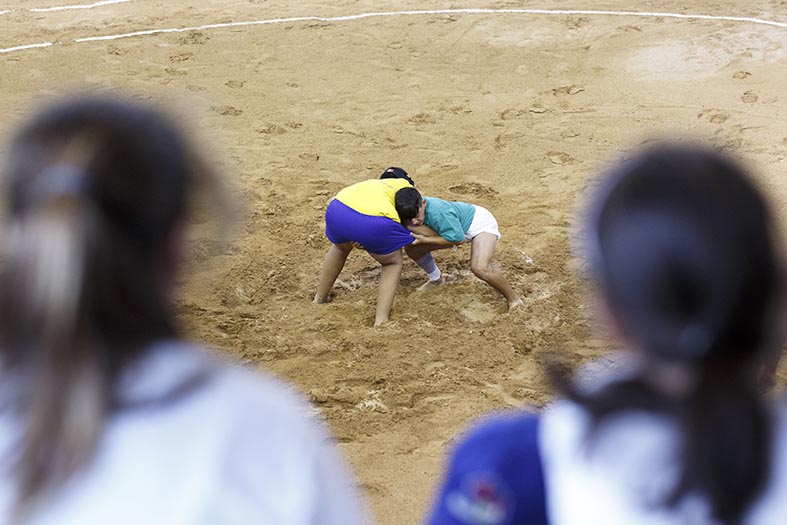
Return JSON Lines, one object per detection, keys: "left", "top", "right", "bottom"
{"left": 0, "top": 96, "right": 368, "bottom": 525}
{"left": 426, "top": 144, "right": 787, "bottom": 525}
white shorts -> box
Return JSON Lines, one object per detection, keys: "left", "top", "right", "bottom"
{"left": 464, "top": 205, "right": 501, "bottom": 241}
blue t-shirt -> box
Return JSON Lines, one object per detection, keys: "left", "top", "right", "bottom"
{"left": 427, "top": 412, "right": 547, "bottom": 525}
{"left": 424, "top": 197, "right": 476, "bottom": 243}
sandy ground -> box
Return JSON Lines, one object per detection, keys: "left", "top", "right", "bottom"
{"left": 2, "top": 1, "right": 787, "bottom": 523}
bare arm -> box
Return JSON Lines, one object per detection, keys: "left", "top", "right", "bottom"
{"left": 411, "top": 233, "right": 459, "bottom": 247}
{"left": 407, "top": 224, "right": 439, "bottom": 236}
{"left": 407, "top": 222, "right": 461, "bottom": 246}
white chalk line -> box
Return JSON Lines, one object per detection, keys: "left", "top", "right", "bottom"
{"left": 3, "top": 8, "right": 786, "bottom": 54}
{"left": 30, "top": 0, "right": 130, "bottom": 12}
{"left": 0, "top": 0, "right": 129, "bottom": 17}
{"left": 0, "top": 42, "right": 54, "bottom": 53}
{"left": 75, "top": 8, "right": 787, "bottom": 42}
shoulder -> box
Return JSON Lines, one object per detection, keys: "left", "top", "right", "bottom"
{"left": 748, "top": 399, "right": 787, "bottom": 522}
{"left": 186, "top": 347, "right": 370, "bottom": 524}
{"left": 204, "top": 352, "right": 322, "bottom": 437}
{"left": 455, "top": 411, "right": 541, "bottom": 459}
{"left": 762, "top": 398, "right": 787, "bottom": 471}
{"left": 540, "top": 396, "right": 677, "bottom": 463}
{"left": 425, "top": 196, "right": 449, "bottom": 207}
{"left": 448, "top": 411, "right": 543, "bottom": 490}
{"left": 391, "top": 178, "right": 412, "bottom": 189}
{"left": 120, "top": 341, "right": 323, "bottom": 440}
{"left": 379, "top": 178, "right": 411, "bottom": 192}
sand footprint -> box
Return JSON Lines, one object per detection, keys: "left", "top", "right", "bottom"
{"left": 460, "top": 299, "right": 498, "bottom": 323}
{"left": 494, "top": 131, "right": 525, "bottom": 149}
{"left": 212, "top": 105, "right": 243, "bottom": 116}
{"left": 169, "top": 53, "right": 193, "bottom": 63}
{"left": 384, "top": 137, "right": 406, "bottom": 150}
{"left": 449, "top": 182, "right": 498, "bottom": 197}
{"left": 551, "top": 85, "right": 584, "bottom": 96}
{"left": 547, "top": 151, "right": 572, "bottom": 165}
{"left": 408, "top": 113, "right": 436, "bottom": 124}
{"left": 741, "top": 91, "right": 758, "bottom": 103}
{"left": 500, "top": 108, "right": 528, "bottom": 120}
{"left": 697, "top": 109, "right": 729, "bottom": 124}
{"left": 255, "top": 124, "right": 287, "bottom": 134}
{"left": 565, "top": 16, "right": 590, "bottom": 29}
{"left": 164, "top": 67, "right": 187, "bottom": 76}
{"left": 448, "top": 105, "right": 470, "bottom": 114}
{"left": 177, "top": 32, "right": 208, "bottom": 45}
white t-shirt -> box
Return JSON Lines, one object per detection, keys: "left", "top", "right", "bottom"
{"left": 0, "top": 342, "right": 368, "bottom": 525}
{"left": 541, "top": 398, "right": 787, "bottom": 525}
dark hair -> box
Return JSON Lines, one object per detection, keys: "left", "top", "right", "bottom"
{"left": 395, "top": 187, "right": 422, "bottom": 223}
{"left": 557, "top": 144, "right": 785, "bottom": 523}
{"left": 380, "top": 166, "right": 415, "bottom": 186}
{"left": 0, "top": 96, "right": 225, "bottom": 509}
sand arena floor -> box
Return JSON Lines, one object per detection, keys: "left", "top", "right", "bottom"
{"left": 2, "top": 1, "right": 787, "bottom": 523}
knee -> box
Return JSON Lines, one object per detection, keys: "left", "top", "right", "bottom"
{"left": 383, "top": 258, "right": 403, "bottom": 269}
{"left": 471, "top": 262, "right": 491, "bottom": 280}
{"left": 376, "top": 249, "right": 403, "bottom": 268}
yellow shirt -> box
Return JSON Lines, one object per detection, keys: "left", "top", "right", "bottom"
{"left": 334, "top": 178, "right": 412, "bottom": 223}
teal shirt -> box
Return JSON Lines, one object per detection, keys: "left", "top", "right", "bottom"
{"left": 424, "top": 197, "right": 476, "bottom": 243}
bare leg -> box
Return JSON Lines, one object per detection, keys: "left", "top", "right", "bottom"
{"left": 404, "top": 242, "right": 452, "bottom": 291}
{"left": 404, "top": 242, "right": 452, "bottom": 261}
{"left": 314, "top": 242, "right": 353, "bottom": 303}
{"left": 369, "top": 250, "right": 403, "bottom": 326}
{"left": 469, "top": 233, "right": 522, "bottom": 311}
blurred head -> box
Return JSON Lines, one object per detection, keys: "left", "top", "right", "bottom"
{"left": 569, "top": 145, "right": 786, "bottom": 523}
{"left": 585, "top": 144, "right": 785, "bottom": 371}
{"left": 0, "top": 95, "right": 225, "bottom": 508}
{"left": 395, "top": 186, "right": 425, "bottom": 226}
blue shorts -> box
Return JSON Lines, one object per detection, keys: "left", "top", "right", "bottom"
{"left": 325, "top": 199, "right": 413, "bottom": 255}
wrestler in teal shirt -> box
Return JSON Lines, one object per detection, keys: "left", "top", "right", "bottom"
{"left": 424, "top": 197, "right": 476, "bottom": 243}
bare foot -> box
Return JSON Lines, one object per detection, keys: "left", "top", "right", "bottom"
{"left": 313, "top": 293, "right": 333, "bottom": 304}
{"left": 417, "top": 276, "right": 446, "bottom": 291}
{"left": 507, "top": 297, "right": 523, "bottom": 312}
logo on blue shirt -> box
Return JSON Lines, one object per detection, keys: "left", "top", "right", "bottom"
{"left": 445, "top": 472, "right": 512, "bottom": 525}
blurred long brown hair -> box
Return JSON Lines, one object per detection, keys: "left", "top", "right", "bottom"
{"left": 0, "top": 96, "right": 228, "bottom": 512}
